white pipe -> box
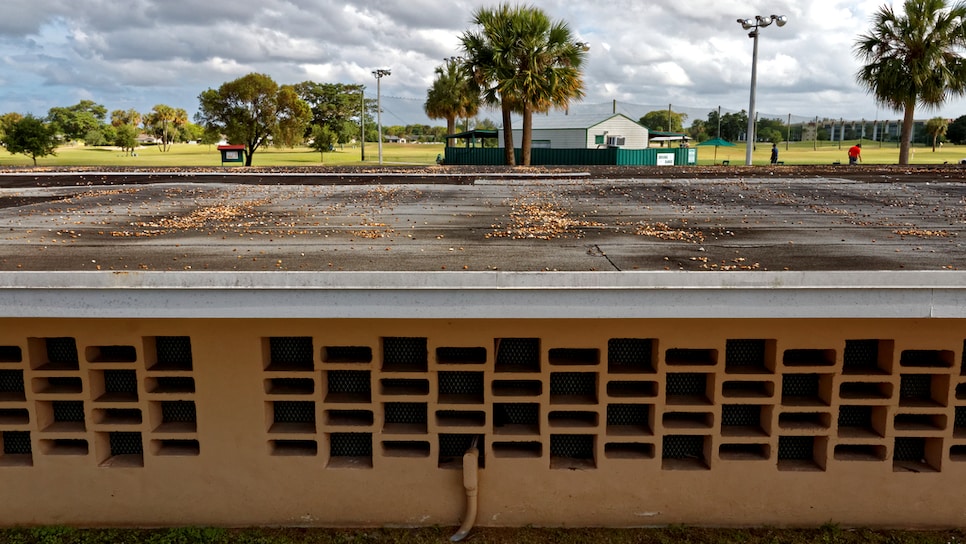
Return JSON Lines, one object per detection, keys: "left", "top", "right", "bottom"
{"left": 450, "top": 444, "right": 480, "bottom": 542}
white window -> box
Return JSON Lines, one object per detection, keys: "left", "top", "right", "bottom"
{"left": 606, "top": 135, "right": 626, "bottom": 146}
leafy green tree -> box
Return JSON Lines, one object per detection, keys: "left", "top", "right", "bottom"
{"left": 687, "top": 119, "right": 709, "bottom": 142}
{"left": 180, "top": 122, "right": 205, "bottom": 143}
{"left": 197, "top": 72, "right": 311, "bottom": 166}
{"left": 309, "top": 124, "right": 336, "bottom": 162}
{"left": 200, "top": 125, "right": 222, "bottom": 150}
{"left": 640, "top": 110, "right": 687, "bottom": 132}
{"left": 947, "top": 114, "right": 966, "bottom": 143}
{"left": 275, "top": 84, "right": 312, "bottom": 148}
{"left": 462, "top": 4, "right": 587, "bottom": 166}
{"left": 425, "top": 57, "right": 480, "bottom": 146}
{"left": 0, "top": 112, "right": 23, "bottom": 143}
{"left": 706, "top": 110, "right": 749, "bottom": 142}
{"left": 855, "top": 0, "right": 966, "bottom": 164}
{"left": 83, "top": 127, "right": 112, "bottom": 146}
{"left": 4, "top": 115, "right": 57, "bottom": 165}
{"left": 114, "top": 124, "right": 138, "bottom": 156}
{"left": 925, "top": 116, "right": 949, "bottom": 150}
{"left": 295, "top": 82, "right": 368, "bottom": 145}
{"left": 46, "top": 100, "right": 107, "bottom": 141}
{"left": 760, "top": 128, "right": 783, "bottom": 145}
{"left": 110, "top": 109, "right": 141, "bottom": 155}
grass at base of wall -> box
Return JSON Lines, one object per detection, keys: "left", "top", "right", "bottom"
{"left": 1, "top": 526, "right": 964, "bottom": 544}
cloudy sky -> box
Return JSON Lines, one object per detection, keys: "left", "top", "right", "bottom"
{"left": 0, "top": 0, "right": 960, "bottom": 128}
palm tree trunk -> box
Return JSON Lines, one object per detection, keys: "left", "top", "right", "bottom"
{"left": 501, "top": 102, "right": 515, "bottom": 166}
{"left": 899, "top": 103, "right": 916, "bottom": 165}
{"left": 446, "top": 117, "right": 456, "bottom": 148}
{"left": 521, "top": 104, "right": 532, "bottom": 166}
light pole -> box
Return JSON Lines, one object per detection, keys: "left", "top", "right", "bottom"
{"left": 737, "top": 14, "right": 787, "bottom": 165}
{"left": 372, "top": 68, "right": 391, "bottom": 164}
{"left": 360, "top": 85, "right": 366, "bottom": 162}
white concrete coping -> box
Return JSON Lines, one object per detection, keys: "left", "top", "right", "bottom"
{"left": 0, "top": 271, "right": 963, "bottom": 319}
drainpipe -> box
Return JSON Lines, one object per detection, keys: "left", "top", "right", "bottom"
{"left": 450, "top": 436, "right": 480, "bottom": 542}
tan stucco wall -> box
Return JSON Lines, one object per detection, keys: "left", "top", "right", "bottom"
{"left": 1, "top": 317, "right": 965, "bottom": 527}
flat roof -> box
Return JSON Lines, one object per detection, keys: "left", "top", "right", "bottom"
{"left": 0, "top": 167, "right": 963, "bottom": 275}
{"left": 0, "top": 165, "right": 965, "bottom": 319}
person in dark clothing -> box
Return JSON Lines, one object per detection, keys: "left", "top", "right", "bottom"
{"left": 770, "top": 144, "right": 779, "bottom": 165}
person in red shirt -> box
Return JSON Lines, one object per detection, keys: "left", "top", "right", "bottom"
{"left": 848, "top": 143, "right": 862, "bottom": 165}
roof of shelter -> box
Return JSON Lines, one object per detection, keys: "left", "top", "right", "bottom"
{"left": 504, "top": 113, "right": 644, "bottom": 131}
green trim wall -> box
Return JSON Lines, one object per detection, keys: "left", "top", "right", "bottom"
{"left": 444, "top": 147, "right": 697, "bottom": 166}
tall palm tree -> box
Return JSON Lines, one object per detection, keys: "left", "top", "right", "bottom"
{"left": 509, "top": 9, "right": 588, "bottom": 166}
{"left": 462, "top": 4, "right": 588, "bottom": 166}
{"left": 461, "top": 4, "right": 520, "bottom": 165}
{"left": 424, "top": 58, "right": 480, "bottom": 147}
{"left": 855, "top": 0, "right": 966, "bottom": 164}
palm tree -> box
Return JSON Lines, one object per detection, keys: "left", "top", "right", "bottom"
{"left": 424, "top": 58, "right": 480, "bottom": 147}
{"left": 855, "top": 0, "right": 966, "bottom": 165}
{"left": 925, "top": 115, "right": 950, "bottom": 150}
{"left": 461, "top": 4, "right": 520, "bottom": 165}
{"left": 506, "top": 8, "right": 588, "bottom": 166}
{"left": 462, "top": 4, "right": 588, "bottom": 166}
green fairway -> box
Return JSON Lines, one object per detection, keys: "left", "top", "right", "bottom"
{"left": 0, "top": 142, "right": 445, "bottom": 168}
{"left": 701, "top": 139, "right": 966, "bottom": 166}
{"left": 0, "top": 139, "right": 962, "bottom": 168}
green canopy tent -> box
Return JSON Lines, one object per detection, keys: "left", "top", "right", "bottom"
{"left": 696, "top": 137, "right": 736, "bottom": 163}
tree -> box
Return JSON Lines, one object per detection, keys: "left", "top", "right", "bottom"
{"left": 111, "top": 109, "right": 142, "bottom": 129}
{"left": 309, "top": 124, "right": 336, "bottom": 162}
{"left": 925, "top": 116, "right": 949, "bottom": 150}
{"left": 295, "top": 82, "right": 368, "bottom": 145}
{"left": 947, "top": 114, "right": 966, "bottom": 142}
{"left": 196, "top": 72, "right": 311, "bottom": 166}
{"left": 0, "top": 112, "right": 23, "bottom": 142}
{"left": 4, "top": 115, "right": 57, "bottom": 165}
{"left": 181, "top": 122, "right": 205, "bottom": 143}
{"left": 146, "top": 105, "right": 188, "bottom": 152}
{"left": 424, "top": 57, "right": 480, "bottom": 146}
{"left": 855, "top": 0, "right": 966, "bottom": 165}
{"left": 46, "top": 100, "right": 107, "bottom": 142}
{"left": 640, "top": 110, "right": 688, "bottom": 132}
{"left": 114, "top": 124, "right": 138, "bottom": 156}
{"left": 83, "top": 127, "right": 113, "bottom": 146}
{"left": 274, "top": 85, "right": 311, "bottom": 148}
{"left": 687, "top": 119, "right": 709, "bottom": 142}
{"left": 462, "top": 4, "right": 520, "bottom": 165}
{"left": 706, "top": 110, "right": 749, "bottom": 142}
{"left": 462, "top": 5, "right": 587, "bottom": 166}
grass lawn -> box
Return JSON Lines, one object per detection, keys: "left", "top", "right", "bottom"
{"left": 699, "top": 139, "right": 965, "bottom": 166}
{"left": 0, "top": 139, "right": 962, "bottom": 168}
{"left": 0, "top": 142, "right": 445, "bottom": 168}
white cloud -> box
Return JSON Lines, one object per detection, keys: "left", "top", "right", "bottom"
{"left": 0, "top": 0, "right": 964, "bottom": 126}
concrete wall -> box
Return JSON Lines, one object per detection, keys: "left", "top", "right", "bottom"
{"left": 0, "top": 272, "right": 965, "bottom": 527}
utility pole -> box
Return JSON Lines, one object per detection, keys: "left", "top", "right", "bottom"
{"left": 372, "top": 69, "right": 391, "bottom": 165}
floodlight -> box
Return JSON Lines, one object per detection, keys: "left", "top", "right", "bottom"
{"left": 773, "top": 15, "right": 788, "bottom": 27}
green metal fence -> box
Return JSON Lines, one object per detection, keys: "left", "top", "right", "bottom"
{"left": 444, "top": 147, "right": 697, "bottom": 166}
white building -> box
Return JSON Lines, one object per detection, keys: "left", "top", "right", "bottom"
{"left": 499, "top": 113, "right": 649, "bottom": 149}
